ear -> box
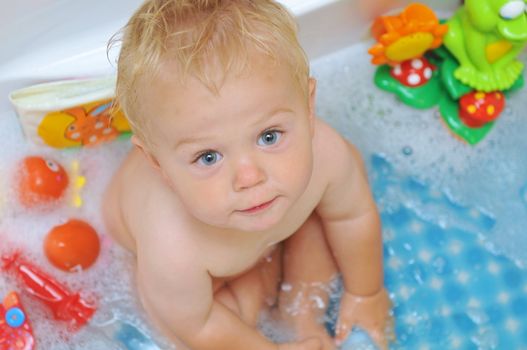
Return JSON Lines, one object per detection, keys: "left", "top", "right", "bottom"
{"left": 308, "top": 77, "right": 317, "bottom": 137}
{"left": 131, "top": 135, "right": 161, "bottom": 170}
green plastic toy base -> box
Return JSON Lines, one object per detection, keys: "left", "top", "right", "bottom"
{"left": 438, "top": 94, "right": 494, "bottom": 145}
{"left": 373, "top": 45, "right": 525, "bottom": 145}
{"left": 374, "top": 65, "right": 444, "bottom": 109}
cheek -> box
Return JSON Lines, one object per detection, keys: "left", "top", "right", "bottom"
{"left": 161, "top": 160, "right": 222, "bottom": 201}
{"left": 175, "top": 176, "right": 228, "bottom": 214}
{"left": 273, "top": 140, "right": 313, "bottom": 189}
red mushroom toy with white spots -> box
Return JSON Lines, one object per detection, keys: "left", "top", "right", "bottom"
{"left": 390, "top": 58, "right": 436, "bottom": 87}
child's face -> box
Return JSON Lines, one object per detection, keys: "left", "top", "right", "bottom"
{"left": 138, "top": 55, "right": 316, "bottom": 232}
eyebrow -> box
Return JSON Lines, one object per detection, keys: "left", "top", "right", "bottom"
{"left": 174, "top": 135, "right": 210, "bottom": 150}
{"left": 174, "top": 107, "right": 294, "bottom": 150}
{"left": 250, "top": 107, "right": 295, "bottom": 128}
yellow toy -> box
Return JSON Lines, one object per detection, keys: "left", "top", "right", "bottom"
{"left": 9, "top": 76, "right": 130, "bottom": 149}
{"left": 368, "top": 3, "right": 448, "bottom": 66}
{"left": 70, "top": 160, "right": 86, "bottom": 208}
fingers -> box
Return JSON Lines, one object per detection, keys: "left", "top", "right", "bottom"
{"left": 372, "top": 311, "right": 395, "bottom": 350}
{"left": 385, "top": 314, "right": 396, "bottom": 343}
{"left": 334, "top": 320, "right": 351, "bottom": 346}
{"left": 335, "top": 323, "right": 391, "bottom": 350}
{"left": 370, "top": 330, "right": 388, "bottom": 350}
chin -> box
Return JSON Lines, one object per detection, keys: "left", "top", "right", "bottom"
{"left": 246, "top": 217, "right": 282, "bottom": 232}
{"left": 195, "top": 214, "right": 279, "bottom": 232}
{"left": 235, "top": 220, "right": 281, "bottom": 233}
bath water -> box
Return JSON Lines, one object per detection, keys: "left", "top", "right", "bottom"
{"left": 0, "top": 109, "right": 173, "bottom": 349}
{"left": 0, "top": 39, "right": 526, "bottom": 349}
{"left": 312, "top": 42, "right": 527, "bottom": 349}
{"left": 312, "top": 42, "right": 527, "bottom": 267}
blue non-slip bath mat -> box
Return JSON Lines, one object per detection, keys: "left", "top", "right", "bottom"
{"left": 370, "top": 154, "right": 527, "bottom": 349}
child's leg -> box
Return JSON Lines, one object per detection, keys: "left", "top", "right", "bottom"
{"left": 279, "top": 212, "right": 338, "bottom": 349}
{"left": 215, "top": 246, "right": 282, "bottom": 327}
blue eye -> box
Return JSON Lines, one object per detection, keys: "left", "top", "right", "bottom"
{"left": 196, "top": 151, "right": 222, "bottom": 166}
{"left": 258, "top": 130, "right": 282, "bottom": 146}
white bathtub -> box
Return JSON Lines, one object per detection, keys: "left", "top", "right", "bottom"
{"left": 0, "top": 0, "right": 460, "bottom": 112}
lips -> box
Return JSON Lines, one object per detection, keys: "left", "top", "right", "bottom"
{"left": 238, "top": 197, "right": 277, "bottom": 214}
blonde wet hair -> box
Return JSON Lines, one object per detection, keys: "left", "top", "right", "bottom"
{"left": 112, "top": 0, "right": 310, "bottom": 145}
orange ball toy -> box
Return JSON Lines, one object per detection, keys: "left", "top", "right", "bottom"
{"left": 17, "top": 156, "right": 69, "bottom": 208}
{"left": 44, "top": 219, "right": 100, "bottom": 272}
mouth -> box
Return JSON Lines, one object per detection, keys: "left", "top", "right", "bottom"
{"left": 237, "top": 197, "right": 277, "bottom": 215}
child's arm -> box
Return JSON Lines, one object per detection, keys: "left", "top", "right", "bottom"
{"left": 136, "top": 248, "right": 322, "bottom": 350}
{"left": 316, "top": 141, "right": 391, "bottom": 348}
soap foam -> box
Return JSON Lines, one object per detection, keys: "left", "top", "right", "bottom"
{"left": 311, "top": 42, "right": 527, "bottom": 267}
{"left": 1, "top": 39, "right": 525, "bottom": 349}
{"left": 0, "top": 107, "right": 171, "bottom": 349}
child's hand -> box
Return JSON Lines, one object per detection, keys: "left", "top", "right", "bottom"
{"left": 334, "top": 288, "right": 393, "bottom": 350}
{"left": 278, "top": 337, "right": 323, "bottom": 350}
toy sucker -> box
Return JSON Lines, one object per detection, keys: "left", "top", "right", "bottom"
{"left": 2, "top": 253, "right": 96, "bottom": 330}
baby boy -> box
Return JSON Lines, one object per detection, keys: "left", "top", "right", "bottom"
{"left": 103, "top": 0, "right": 392, "bottom": 349}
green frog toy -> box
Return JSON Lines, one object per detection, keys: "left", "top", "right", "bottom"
{"left": 368, "top": 1, "right": 526, "bottom": 144}
{"left": 444, "top": 0, "right": 527, "bottom": 92}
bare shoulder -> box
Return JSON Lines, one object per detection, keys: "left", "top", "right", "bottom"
{"left": 102, "top": 148, "right": 187, "bottom": 254}
{"left": 313, "top": 118, "right": 374, "bottom": 219}
{"left": 101, "top": 151, "right": 221, "bottom": 347}
{"left": 313, "top": 118, "right": 366, "bottom": 180}
{"left": 103, "top": 149, "right": 137, "bottom": 251}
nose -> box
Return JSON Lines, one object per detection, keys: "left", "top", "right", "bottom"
{"left": 232, "top": 157, "right": 266, "bottom": 192}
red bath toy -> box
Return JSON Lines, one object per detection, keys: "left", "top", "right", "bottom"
{"left": 0, "top": 291, "right": 35, "bottom": 350}
{"left": 16, "top": 156, "right": 69, "bottom": 208}
{"left": 390, "top": 57, "right": 436, "bottom": 87}
{"left": 44, "top": 219, "right": 100, "bottom": 272}
{"left": 2, "top": 253, "right": 96, "bottom": 330}
{"left": 459, "top": 91, "right": 505, "bottom": 128}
